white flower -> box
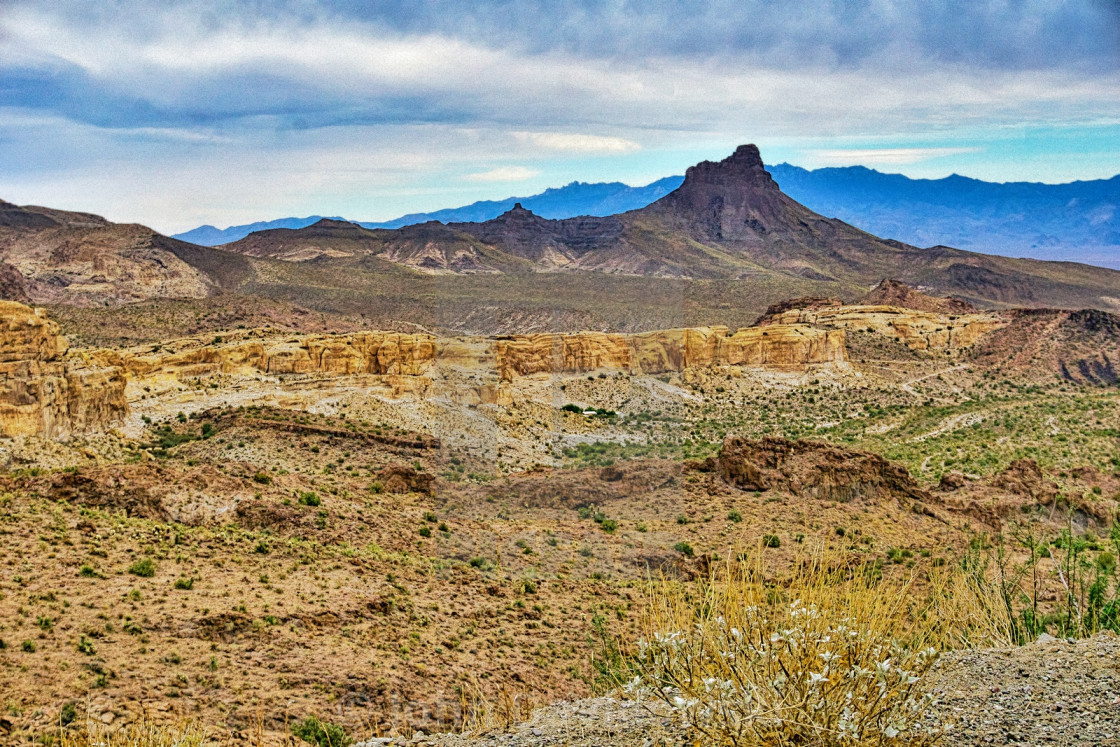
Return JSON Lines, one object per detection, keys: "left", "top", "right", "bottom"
{"left": 807, "top": 672, "right": 829, "bottom": 687}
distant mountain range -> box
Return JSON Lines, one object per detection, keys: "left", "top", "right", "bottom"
{"left": 172, "top": 165, "right": 1119, "bottom": 269}
{"left": 172, "top": 177, "right": 683, "bottom": 246}
{"left": 8, "top": 144, "right": 1120, "bottom": 336}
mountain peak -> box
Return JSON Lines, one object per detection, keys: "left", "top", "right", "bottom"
{"left": 642, "top": 143, "right": 808, "bottom": 242}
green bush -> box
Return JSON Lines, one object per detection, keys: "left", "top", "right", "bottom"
{"left": 21, "top": 640, "right": 35, "bottom": 653}
{"left": 561, "top": 403, "right": 583, "bottom": 414}
{"left": 418, "top": 526, "right": 432, "bottom": 538}
{"left": 128, "top": 558, "right": 157, "bottom": 577}
{"left": 673, "top": 541, "right": 694, "bottom": 557}
{"left": 174, "top": 577, "right": 194, "bottom": 590}
{"left": 252, "top": 472, "right": 272, "bottom": 485}
{"left": 290, "top": 716, "right": 352, "bottom": 747}
{"left": 60, "top": 702, "right": 77, "bottom": 726}
{"left": 299, "top": 491, "right": 321, "bottom": 506}
{"left": 727, "top": 509, "right": 743, "bottom": 523}
{"left": 599, "top": 518, "right": 618, "bottom": 533}
{"left": 763, "top": 534, "right": 781, "bottom": 548}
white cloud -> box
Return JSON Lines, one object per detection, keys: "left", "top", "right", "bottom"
{"left": 513, "top": 132, "right": 641, "bottom": 154}
{"left": 807, "top": 148, "right": 982, "bottom": 166}
{"left": 464, "top": 166, "right": 540, "bottom": 183}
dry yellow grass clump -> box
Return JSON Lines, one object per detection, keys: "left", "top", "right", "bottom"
{"left": 622, "top": 550, "right": 1012, "bottom": 746}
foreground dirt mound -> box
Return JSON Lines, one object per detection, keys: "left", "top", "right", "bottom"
{"left": 716, "top": 436, "right": 931, "bottom": 503}
{"left": 935, "top": 458, "right": 1118, "bottom": 529}
{"left": 922, "top": 632, "right": 1120, "bottom": 746}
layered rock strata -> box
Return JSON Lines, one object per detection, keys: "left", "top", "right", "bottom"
{"left": 0, "top": 301, "right": 127, "bottom": 438}
{"left": 757, "top": 301, "right": 1005, "bottom": 353}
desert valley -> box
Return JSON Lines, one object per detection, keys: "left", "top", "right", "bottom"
{"left": 2, "top": 145, "right": 1120, "bottom": 746}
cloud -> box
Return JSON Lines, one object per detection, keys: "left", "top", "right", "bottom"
{"left": 808, "top": 148, "right": 983, "bottom": 166}
{"left": 513, "top": 132, "right": 641, "bottom": 153}
{"left": 464, "top": 166, "right": 541, "bottom": 182}
{"left": 0, "top": 0, "right": 1117, "bottom": 230}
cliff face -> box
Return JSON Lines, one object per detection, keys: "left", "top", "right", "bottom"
{"left": 91, "top": 322, "right": 848, "bottom": 391}
{"left": 758, "top": 302, "right": 1005, "bottom": 352}
{"left": 493, "top": 325, "right": 847, "bottom": 380}
{"left": 0, "top": 301, "right": 127, "bottom": 438}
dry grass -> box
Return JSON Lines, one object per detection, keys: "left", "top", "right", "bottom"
{"left": 58, "top": 719, "right": 210, "bottom": 747}
{"left": 622, "top": 547, "right": 1015, "bottom": 746}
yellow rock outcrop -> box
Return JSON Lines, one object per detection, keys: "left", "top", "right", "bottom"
{"left": 758, "top": 304, "right": 1005, "bottom": 352}
{"left": 494, "top": 325, "right": 846, "bottom": 380}
{"left": 0, "top": 301, "right": 128, "bottom": 438}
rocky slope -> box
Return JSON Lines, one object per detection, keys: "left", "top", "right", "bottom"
{"left": 0, "top": 200, "right": 252, "bottom": 306}
{"left": 0, "top": 300, "right": 127, "bottom": 438}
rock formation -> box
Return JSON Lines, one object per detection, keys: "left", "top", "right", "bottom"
{"left": 757, "top": 299, "right": 1005, "bottom": 353}
{"left": 716, "top": 435, "right": 931, "bottom": 503}
{"left": 0, "top": 301, "right": 127, "bottom": 438}
{"left": 492, "top": 325, "right": 847, "bottom": 379}
{"left": 91, "top": 323, "right": 849, "bottom": 389}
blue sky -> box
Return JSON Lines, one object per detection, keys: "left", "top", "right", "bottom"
{"left": 1, "top": 1, "right": 1118, "bottom": 234}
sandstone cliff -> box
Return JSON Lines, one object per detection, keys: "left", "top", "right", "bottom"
{"left": 493, "top": 325, "right": 847, "bottom": 380}
{"left": 0, "top": 301, "right": 127, "bottom": 438}
{"left": 87, "top": 322, "right": 848, "bottom": 395}
{"left": 757, "top": 302, "right": 1005, "bottom": 353}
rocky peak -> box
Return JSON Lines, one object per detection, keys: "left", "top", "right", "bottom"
{"left": 641, "top": 143, "right": 812, "bottom": 242}
{"left": 309, "top": 218, "right": 359, "bottom": 230}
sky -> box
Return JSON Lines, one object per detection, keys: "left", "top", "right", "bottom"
{"left": 1, "top": 0, "right": 1118, "bottom": 234}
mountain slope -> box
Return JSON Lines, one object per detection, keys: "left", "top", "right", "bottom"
{"left": 768, "top": 163, "right": 1120, "bottom": 267}
{"left": 172, "top": 165, "right": 1119, "bottom": 271}
{"left": 0, "top": 200, "right": 253, "bottom": 306}
{"left": 218, "top": 145, "right": 1120, "bottom": 312}
{"left": 171, "top": 178, "right": 683, "bottom": 246}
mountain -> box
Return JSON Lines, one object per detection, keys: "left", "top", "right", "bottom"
{"left": 221, "top": 144, "right": 1120, "bottom": 311}
{"left": 171, "top": 178, "right": 684, "bottom": 246}
{"left": 0, "top": 199, "right": 252, "bottom": 306}
{"left": 172, "top": 166, "right": 1119, "bottom": 273}
{"left": 173, "top": 216, "right": 341, "bottom": 247}
{"left": 767, "top": 163, "right": 1120, "bottom": 268}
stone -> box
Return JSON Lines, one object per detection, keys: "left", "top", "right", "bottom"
{"left": 0, "top": 300, "right": 127, "bottom": 438}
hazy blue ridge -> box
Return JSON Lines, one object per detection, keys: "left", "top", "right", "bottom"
{"left": 768, "top": 164, "right": 1120, "bottom": 268}
{"left": 170, "top": 178, "right": 683, "bottom": 245}
{"left": 171, "top": 167, "right": 1120, "bottom": 269}
{"left": 172, "top": 216, "right": 342, "bottom": 246}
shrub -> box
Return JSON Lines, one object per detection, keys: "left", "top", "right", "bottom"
{"left": 254, "top": 539, "right": 270, "bottom": 554}
{"left": 252, "top": 472, "right": 272, "bottom": 485}
{"left": 174, "top": 577, "right": 194, "bottom": 590}
{"left": 673, "top": 541, "right": 694, "bottom": 557}
{"left": 599, "top": 519, "right": 618, "bottom": 533}
{"left": 423, "top": 511, "right": 438, "bottom": 523}
{"left": 763, "top": 534, "right": 781, "bottom": 548}
{"left": 676, "top": 514, "right": 690, "bottom": 525}
{"left": 561, "top": 403, "right": 583, "bottom": 414}
{"left": 21, "top": 640, "right": 36, "bottom": 653}
{"left": 128, "top": 558, "right": 157, "bottom": 577}
{"left": 290, "top": 716, "right": 352, "bottom": 747}
{"left": 418, "top": 526, "right": 432, "bottom": 538}
{"left": 626, "top": 554, "right": 944, "bottom": 745}
{"left": 299, "top": 491, "right": 321, "bottom": 507}
{"left": 60, "top": 701, "right": 77, "bottom": 726}
{"left": 79, "top": 564, "right": 99, "bottom": 578}
{"left": 727, "top": 509, "right": 743, "bottom": 523}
